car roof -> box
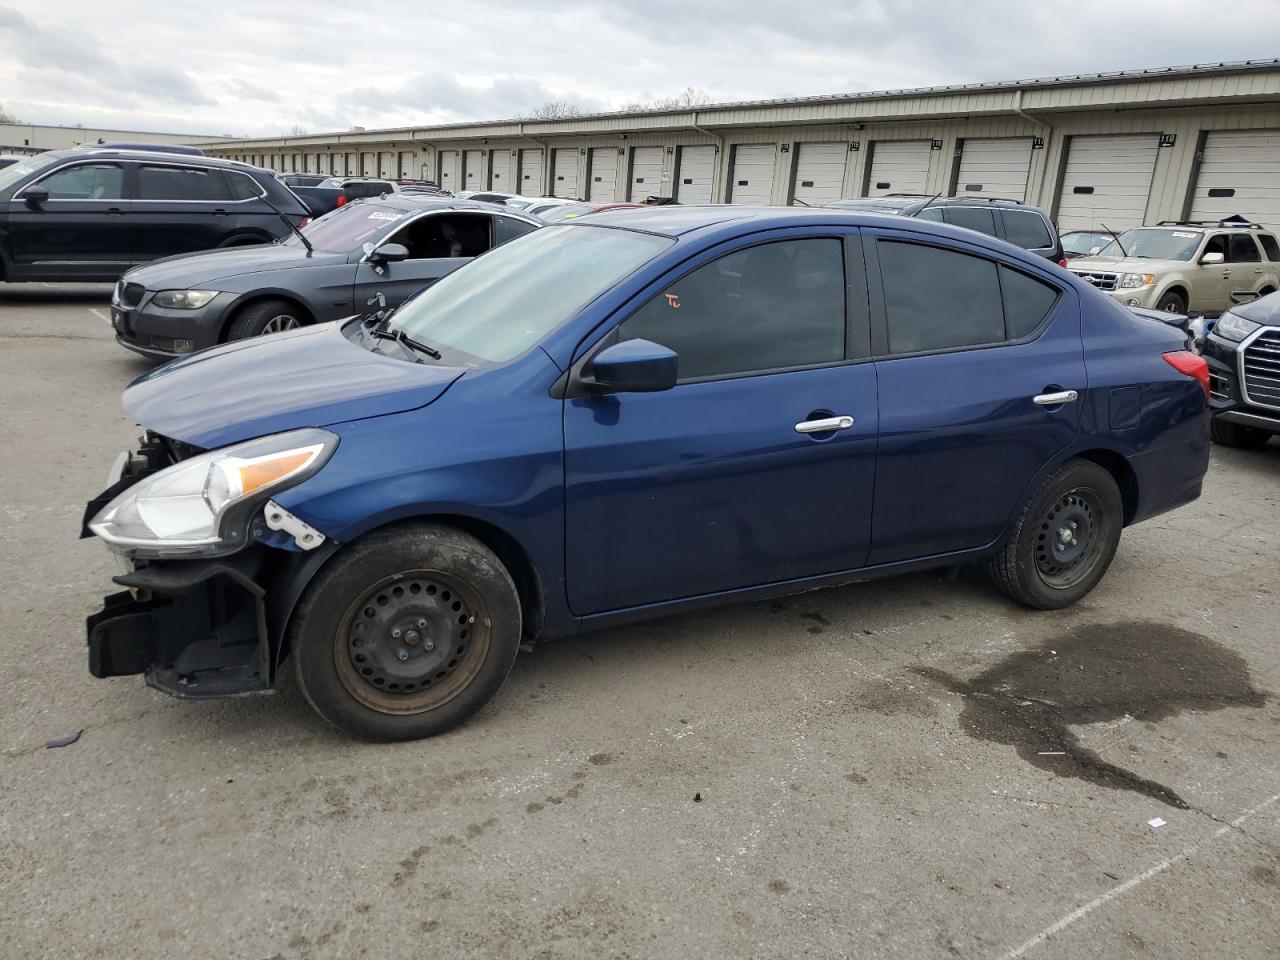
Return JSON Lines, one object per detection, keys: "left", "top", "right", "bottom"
{"left": 350, "top": 194, "right": 534, "bottom": 216}
{"left": 43, "top": 147, "right": 263, "bottom": 171}
{"left": 571, "top": 204, "right": 964, "bottom": 236}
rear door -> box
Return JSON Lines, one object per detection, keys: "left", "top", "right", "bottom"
{"left": 131, "top": 162, "right": 237, "bottom": 261}
{"left": 6, "top": 160, "right": 130, "bottom": 280}
{"left": 352, "top": 211, "right": 494, "bottom": 309}
{"left": 864, "top": 229, "right": 1083, "bottom": 564}
{"left": 563, "top": 230, "right": 878, "bottom": 615}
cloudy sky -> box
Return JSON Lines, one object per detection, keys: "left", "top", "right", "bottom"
{"left": 1, "top": 0, "right": 1278, "bottom": 137}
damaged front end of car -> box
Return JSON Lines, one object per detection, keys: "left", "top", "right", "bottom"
{"left": 81, "top": 428, "right": 339, "bottom": 699}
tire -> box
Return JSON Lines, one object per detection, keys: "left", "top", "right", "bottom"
{"left": 290, "top": 523, "right": 522, "bottom": 741}
{"left": 219, "top": 234, "right": 267, "bottom": 248}
{"left": 1157, "top": 291, "right": 1187, "bottom": 315}
{"left": 1210, "top": 417, "right": 1272, "bottom": 449}
{"left": 987, "top": 460, "right": 1123, "bottom": 610}
{"left": 226, "top": 298, "right": 306, "bottom": 341}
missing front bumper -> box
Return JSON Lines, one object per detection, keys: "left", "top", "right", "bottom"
{"left": 86, "top": 556, "right": 273, "bottom": 699}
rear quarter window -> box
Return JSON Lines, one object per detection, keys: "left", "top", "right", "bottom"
{"left": 1260, "top": 234, "right": 1280, "bottom": 262}
{"left": 1001, "top": 210, "right": 1054, "bottom": 250}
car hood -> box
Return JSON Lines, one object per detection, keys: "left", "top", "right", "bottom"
{"left": 123, "top": 243, "right": 349, "bottom": 289}
{"left": 1067, "top": 256, "right": 1183, "bottom": 273}
{"left": 124, "top": 321, "right": 465, "bottom": 449}
{"left": 1226, "top": 289, "right": 1280, "bottom": 326}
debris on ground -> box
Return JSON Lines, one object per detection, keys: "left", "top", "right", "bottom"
{"left": 46, "top": 730, "right": 82, "bottom": 749}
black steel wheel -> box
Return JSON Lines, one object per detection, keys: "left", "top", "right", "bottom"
{"left": 987, "top": 459, "right": 1123, "bottom": 609}
{"left": 291, "top": 523, "right": 522, "bottom": 741}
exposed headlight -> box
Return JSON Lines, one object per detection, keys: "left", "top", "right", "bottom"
{"left": 89, "top": 429, "right": 337, "bottom": 557}
{"left": 1120, "top": 273, "right": 1156, "bottom": 288}
{"left": 152, "top": 289, "right": 219, "bottom": 309}
{"left": 1213, "top": 310, "right": 1261, "bottom": 343}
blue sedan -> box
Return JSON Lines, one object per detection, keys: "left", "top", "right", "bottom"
{"left": 82, "top": 207, "right": 1211, "bottom": 740}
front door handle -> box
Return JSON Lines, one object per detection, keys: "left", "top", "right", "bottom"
{"left": 794, "top": 415, "right": 855, "bottom": 434}
{"left": 1033, "top": 390, "right": 1079, "bottom": 406}
{"left": 105, "top": 207, "right": 125, "bottom": 215}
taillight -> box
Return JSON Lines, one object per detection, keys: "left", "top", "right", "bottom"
{"left": 336, "top": 195, "right": 346, "bottom": 206}
{"left": 299, "top": 217, "right": 311, "bottom": 228}
{"left": 1163, "top": 350, "right": 1210, "bottom": 401}
{"left": 1058, "top": 258, "right": 1069, "bottom": 268}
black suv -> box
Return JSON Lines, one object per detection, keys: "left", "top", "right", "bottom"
{"left": 0, "top": 147, "right": 309, "bottom": 284}
{"left": 1202, "top": 289, "right": 1280, "bottom": 449}
{"left": 826, "top": 195, "right": 1064, "bottom": 264}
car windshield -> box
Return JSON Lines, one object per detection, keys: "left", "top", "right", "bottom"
{"left": 0, "top": 153, "right": 60, "bottom": 194}
{"left": 538, "top": 203, "right": 597, "bottom": 222}
{"left": 285, "top": 202, "right": 404, "bottom": 253}
{"left": 1095, "top": 228, "right": 1202, "bottom": 261}
{"left": 1062, "top": 232, "right": 1109, "bottom": 254}
{"left": 388, "top": 225, "right": 673, "bottom": 363}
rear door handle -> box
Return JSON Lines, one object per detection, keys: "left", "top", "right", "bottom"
{"left": 794, "top": 415, "right": 855, "bottom": 434}
{"left": 1033, "top": 390, "right": 1078, "bottom": 406}
{"left": 105, "top": 207, "right": 125, "bottom": 215}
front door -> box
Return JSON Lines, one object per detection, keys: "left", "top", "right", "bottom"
{"left": 563, "top": 232, "right": 878, "bottom": 616}
{"left": 863, "top": 230, "right": 1085, "bottom": 565}
{"left": 7, "top": 161, "right": 130, "bottom": 280}
{"left": 352, "top": 212, "right": 495, "bottom": 309}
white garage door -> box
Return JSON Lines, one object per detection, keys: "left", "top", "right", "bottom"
{"left": 1056, "top": 134, "right": 1160, "bottom": 231}
{"left": 730, "top": 144, "right": 776, "bottom": 204}
{"left": 378, "top": 151, "right": 394, "bottom": 177}
{"left": 462, "top": 150, "right": 484, "bottom": 190}
{"left": 866, "top": 140, "right": 931, "bottom": 196}
{"left": 489, "top": 150, "right": 512, "bottom": 191}
{"left": 629, "top": 147, "right": 664, "bottom": 201}
{"left": 344, "top": 153, "right": 357, "bottom": 176}
{"left": 955, "top": 137, "right": 1034, "bottom": 201}
{"left": 588, "top": 147, "right": 618, "bottom": 201}
{"left": 518, "top": 149, "right": 545, "bottom": 195}
{"left": 397, "top": 151, "right": 413, "bottom": 178}
{"left": 675, "top": 145, "right": 716, "bottom": 204}
{"left": 792, "top": 142, "right": 847, "bottom": 204}
{"left": 438, "top": 150, "right": 460, "bottom": 192}
{"left": 1189, "top": 130, "right": 1280, "bottom": 232}
{"left": 553, "top": 149, "right": 580, "bottom": 198}
{"left": 361, "top": 152, "right": 376, "bottom": 177}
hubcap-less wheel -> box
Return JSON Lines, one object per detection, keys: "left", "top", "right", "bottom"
{"left": 335, "top": 572, "right": 488, "bottom": 715}
{"left": 262, "top": 314, "right": 300, "bottom": 334}
{"left": 1035, "top": 488, "right": 1104, "bottom": 588}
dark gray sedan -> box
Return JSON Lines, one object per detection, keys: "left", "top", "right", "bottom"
{"left": 110, "top": 196, "right": 540, "bottom": 359}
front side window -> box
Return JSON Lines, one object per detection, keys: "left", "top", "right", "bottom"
{"left": 878, "top": 240, "right": 1058, "bottom": 354}
{"left": 34, "top": 163, "right": 124, "bottom": 200}
{"left": 386, "top": 213, "right": 492, "bottom": 259}
{"left": 618, "top": 238, "right": 846, "bottom": 381}
{"left": 389, "top": 225, "right": 672, "bottom": 363}
{"left": 1002, "top": 210, "right": 1053, "bottom": 249}
{"left": 138, "top": 166, "right": 233, "bottom": 201}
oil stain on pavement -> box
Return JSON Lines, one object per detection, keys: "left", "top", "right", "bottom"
{"left": 916, "top": 621, "right": 1268, "bottom": 809}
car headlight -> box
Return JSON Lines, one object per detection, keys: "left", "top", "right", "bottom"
{"left": 152, "top": 289, "right": 220, "bottom": 309}
{"left": 1213, "top": 310, "right": 1262, "bottom": 343}
{"left": 89, "top": 428, "right": 337, "bottom": 557}
{"left": 1120, "top": 273, "right": 1156, "bottom": 288}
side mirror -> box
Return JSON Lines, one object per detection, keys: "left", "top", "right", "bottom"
{"left": 368, "top": 242, "right": 409, "bottom": 264}
{"left": 1200, "top": 251, "right": 1225, "bottom": 265}
{"left": 1087, "top": 246, "right": 1101, "bottom": 255}
{"left": 583, "top": 338, "right": 678, "bottom": 394}
{"left": 19, "top": 185, "right": 48, "bottom": 206}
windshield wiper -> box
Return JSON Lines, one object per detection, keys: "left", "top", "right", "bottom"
{"left": 366, "top": 326, "right": 442, "bottom": 361}
{"left": 1100, "top": 222, "right": 1128, "bottom": 259}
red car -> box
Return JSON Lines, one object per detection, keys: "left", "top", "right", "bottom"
{"left": 535, "top": 201, "right": 644, "bottom": 222}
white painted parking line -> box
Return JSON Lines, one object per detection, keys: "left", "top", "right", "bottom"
{"left": 995, "top": 791, "right": 1280, "bottom": 959}
{"left": 87, "top": 308, "right": 111, "bottom": 325}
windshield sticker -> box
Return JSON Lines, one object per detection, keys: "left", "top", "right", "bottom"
{"left": 367, "top": 211, "right": 402, "bottom": 222}
{"left": 1171, "top": 231, "right": 1198, "bottom": 238}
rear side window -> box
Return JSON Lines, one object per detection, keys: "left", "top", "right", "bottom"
{"left": 1001, "top": 210, "right": 1054, "bottom": 249}
{"left": 916, "top": 207, "right": 945, "bottom": 222}
{"left": 1227, "top": 234, "right": 1261, "bottom": 263}
{"left": 1259, "top": 233, "right": 1280, "bottom": 262}
{"left": 227, "top": 172, "right": 263, "bottom": 200}
{"left": 877, "top": 241, "right": 1059, "bottom": 354}
{"left": 138, "top": 166, "right": 233, "bottom": 201}
{"left": 495, "top": 216, "right": 538, "bottom": 245}
{"left": 35, "top": 163, "right": 124, "bottom": 200}
{"left": 943, "top": 206, "right": 997, "bottom": 237}
{"left": 619, "top": 238, "right": 846, "bottom": 381}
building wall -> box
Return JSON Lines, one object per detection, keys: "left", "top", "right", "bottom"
{"left": 0, "top": 123, "right": 222, "bottom": 154}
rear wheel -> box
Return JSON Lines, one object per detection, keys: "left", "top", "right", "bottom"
{"left": 226, "top": 298, "right": 305, "bottom": 341}
{"left": 291, "top": 523, "right": 522, "bottom": 741}
{"left": 987, "top": 460, "right": 1123, "bottom": 609}
{"left": 1157, "top": 291, "right": 1187, "bottom": 314}
{"left": 1210, "top": 417, "right": 1272, "bottom": 449}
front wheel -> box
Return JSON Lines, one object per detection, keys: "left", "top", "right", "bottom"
{"left": 1211, "top": 417, "right": 1272, "bottom": 449}
{"left": 987, "top": 460, "right": 1123, "bottom": 609}
{"left": 226, "top": 298, "right": 306, "bottom": 341}
{"left": 291, "top": 523, "right": 522, "bottom": 741}
{"left": 1157, "top": 291, "right": 1187, "bottom": 315}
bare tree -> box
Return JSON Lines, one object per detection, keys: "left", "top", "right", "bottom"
{"left": 621, "top": 87, "right": 713, "bottom": 113}
{"left": 0, "top": 102, "right": 15, "bottom": 124}
{"left": 523, "top": 100, "right": 586, "bottom": 120}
